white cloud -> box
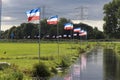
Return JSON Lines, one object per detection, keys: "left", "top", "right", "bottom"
{"left": 2, "top": 0, "right": 10, "bottom": 4}
{"left": 2, "top": 16, "right": 15, "bottom": 21}
{"left": 1, "top": 25, "right": 14, "bottom": 31}
{"left": 1, "top": 0, "right": 111, "bottom": 31}
{"left": 72, "top": 20, "right": 104, "bottom": 31}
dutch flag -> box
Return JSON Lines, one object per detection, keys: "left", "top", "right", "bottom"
{"left": 64, "top": 23, "right": 73, "bottom": 30}
{"left": 26, "top": 8, "right": 40, "bottom": 22}
{"left": 79, "top": 30, "right": 87, "bottom": 36}
{"left": 73, "top": 28, "right": 81, "bottom": 33}
{"left": 47, "top": 15, "right": 58, "bottom": 25}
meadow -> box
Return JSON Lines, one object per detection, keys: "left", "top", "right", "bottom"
{"left": 0, "top": 41, "right": 95, "bottom": 79}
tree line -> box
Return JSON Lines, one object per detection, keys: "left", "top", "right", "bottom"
{"left": 1, "top": 0, "right": 120, "bottom": 40}
{"left": 1, "top": 18, "right": 105, "bottom": 40}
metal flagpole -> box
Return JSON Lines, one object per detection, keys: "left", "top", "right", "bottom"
{"left": 80, "top": 35, "right": 82, "bottom": 48}
{"left": 57, "top": 20, "right": 59, "bottom": 62}
{"left": 38, "top": 7, "right": 41, "bottom": 63}
{"left": 70, "top": 30, "right": 73, "bottom": 53}
{"left": 0, "top": 0, "right": 2, "bottom": 39}
{"left": 86, "top": 31, "right": 88, "bottom": 45}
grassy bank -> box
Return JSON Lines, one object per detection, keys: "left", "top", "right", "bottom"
{"left": 0, "top": 41, "right": 96, "bottom": 79}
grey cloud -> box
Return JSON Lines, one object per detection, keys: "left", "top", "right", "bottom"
{"left": 1, "top": 0, "right": 112, "bottom": 26}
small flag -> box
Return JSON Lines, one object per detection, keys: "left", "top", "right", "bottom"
{"left": 64, "top": 23, "right": 73, "bottom": 30}
{"left": 79, "top": 30, "right": 87, "bottom": 36}
{"left": 79, "top": 30, "right": 85, "bottom": 33}
{"left": 26, "top": 8, "right": 40, "bottom": 22}
{"left": 63, "top": 34, "right": 67, "bottom": 37}
{"left": 68, "top": 35, "right": 71, "bottom": 38}
{"left": 79, "top": 31, "right": 87, "bottom": 36}
{"left": 73, "top": 28, "right": 81, "bottom": 33}
{"left": 47, "top": 15, "right": 58, "bottom": 25}
{"left": 73, "top": 33, "right": 77, "bottom": 36}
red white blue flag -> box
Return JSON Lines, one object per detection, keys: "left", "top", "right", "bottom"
{"left": 79, "top": 30, "right": 87, "bottom": 36}
{"left": 26, "top": 8, "right": 40, "bottom": 22}
{"left": 47, "top": 15, "right": 58, "bottom": 25}
{"left": 73, "top": 28, "right": 81, "bottom": 33}
{"left": 64, "top": 23, "right": 73, "bottom": 30}
{"left": 79, "top": 30, "right": 85, "bottom": 33}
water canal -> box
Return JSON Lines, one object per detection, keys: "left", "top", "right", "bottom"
{"left": 50, "top": 47, "right": 120, "bottom": 80}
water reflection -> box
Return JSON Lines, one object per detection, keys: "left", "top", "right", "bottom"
{"left": 103, "top": 49, "right": 120, "bottom": 80}
{"left": 50, "top": 47, "right": 120, "bottom": 80}
{"left": 81, "top": 54, "right": 87, "bottom": 71}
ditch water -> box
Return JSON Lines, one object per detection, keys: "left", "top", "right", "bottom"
{"left": 50, "top": 47, "right": 120, "bottom": 80}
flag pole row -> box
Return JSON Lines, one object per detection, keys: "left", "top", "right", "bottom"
{"left": 26, "top": 8, "right": 88, "bottom": 63}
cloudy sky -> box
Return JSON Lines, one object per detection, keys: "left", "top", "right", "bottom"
{"left": 1, "top": 0, "right": 112, "bottom": 31}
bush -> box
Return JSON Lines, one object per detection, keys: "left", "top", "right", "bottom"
{"left": 59, "top": 57, "right": 70, "bottom": 70}
{"left": 0, "top": 62, "right": 10, "bottom": 70}
{"left": 51, "top": 67, "right": 57, "bottom": 74}
{"left": 32, "top": 62, "right": 51, "bottom": 79}
{"left": 11, "top": 71, "right": 23, "bottom": 80}
{"left": 0, "top": 70, "right": 23, "bottom": 80}
{"left": 77, "top": 47, "right": 85, "bottom": 54}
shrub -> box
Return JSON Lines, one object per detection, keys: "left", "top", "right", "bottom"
{"left": 77, "top": 47, "right": 85, "bottom": 54}
{"left": 0, "top": 69, "right": 23, "bottom": 80}
{"left": 59, "top": 57, "right": 70, "bottom": 70}
{"left": 32, "top": 62, "right": 51, "bottom": 79}
{"left": 11, "top": 71, "right": 23, "bottom": 80}
{"left": 0, "top": 62, "right": 10, "bottom": 70}
{"left": 51, "top": 67, "right": 57, "bottom": 74}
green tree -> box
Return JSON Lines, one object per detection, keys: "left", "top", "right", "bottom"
{"left": 2, "top": 18, "right": 102, "bottom": 39}
{"left": 103, "top": 0, "right": 120, "bottom": 38}
{"left": 93, "top": 27, "right": 105, "bottom": 39}
{"left": 74, "top": 23, "right": 94, "bottom": 39}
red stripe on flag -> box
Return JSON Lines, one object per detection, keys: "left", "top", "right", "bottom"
{"left": 28, "top": 16, "right": 40, "bottom": 22}
{"left": 47, "top": 21, "right": 58, "bottom": 25}
{"left": 64, "top": 27, "right": 73, "bottom": 30}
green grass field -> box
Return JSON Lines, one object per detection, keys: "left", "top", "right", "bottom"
{"left": 0, "top": 41, "right": 95, "bottom": 79}
{"left": 0, "top": 42, "right": 82, "bottom": 68}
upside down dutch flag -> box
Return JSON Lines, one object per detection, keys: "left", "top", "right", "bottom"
{"left": 47, "top": 15, "right": 58, "bottom": 25}
{"left": 26, "top": 8, "right": 40, "bottom": 22}
{"left": 73, "top": 28, "right": 81, "bottom": 33}
{"left": 64, "top": 23, "right": 73, "bottom": 30}
{"left": 79, "top": 30, "right": 87, "bottom": 36}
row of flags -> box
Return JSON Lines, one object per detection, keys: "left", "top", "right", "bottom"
{"left": 26, "top": 8, "right": 87, "bottom": 80}
{"left": 26, "top": 8, "right": 87, "bottom": 36}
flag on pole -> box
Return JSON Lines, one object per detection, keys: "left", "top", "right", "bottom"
{"left": 73, "top": 28, "right": 81, "bottom": 33}
{"left": 79, "top": 30, "right": 87, "bottom": 36}
{"left": 26, "top": 8, "right": 40, "bottom": 22}
{"left": 64, "top": 23, "right": 73, "bottom": 30}
{"left": 79, "top": 30, "right": 85, "bottom": 33}
{"left": 47, "top": 15, "right": 58, "bottom": 25}
{"left": 73, "top": 33, "right": 77, "bottom": 36}
{"left": 63, "top": 34, "right": 67, "bottom": 37}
